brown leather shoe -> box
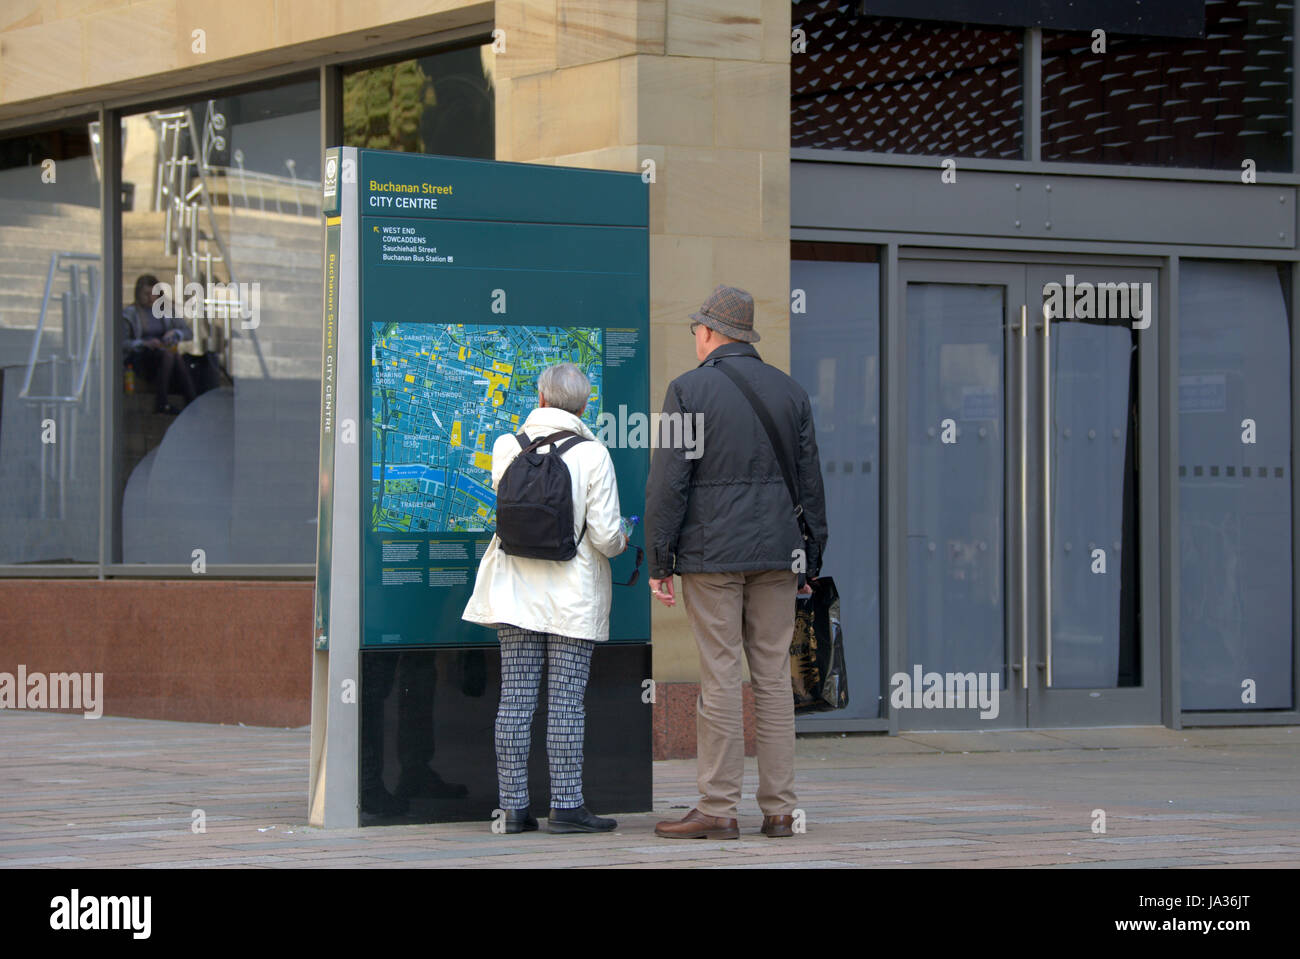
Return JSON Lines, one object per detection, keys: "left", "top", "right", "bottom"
{"left": 761, "top": 814, "right": 795, "bottom": 838}
{"left": 654, "top": 808, "right": 739, "bottom": 840}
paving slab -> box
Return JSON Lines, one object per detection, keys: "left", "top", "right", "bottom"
{"left": 2, "top": 711, "right": 1299, "bottom": 868}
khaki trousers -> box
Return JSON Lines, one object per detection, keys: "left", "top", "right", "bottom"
{"left": 680, "top": 568, "right": 798, "bottom": 819}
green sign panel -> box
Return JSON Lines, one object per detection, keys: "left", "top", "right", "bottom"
{"left": 352, "top": 150, "right": 650, "bottom": 647}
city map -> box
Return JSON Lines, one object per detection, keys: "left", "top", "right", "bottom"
{"left": 370, "top": 322, "right": 603, "bottom": 533}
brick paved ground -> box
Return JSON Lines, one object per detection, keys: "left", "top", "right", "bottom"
{"left": 1, "top": 712, "right": 1297, "bottom": 868}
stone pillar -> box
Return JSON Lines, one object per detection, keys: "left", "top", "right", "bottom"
{"left": 494, "top": 0, "right": 791, "bottom": 733}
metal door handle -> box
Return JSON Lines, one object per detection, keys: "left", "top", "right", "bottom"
{"left": 1018, "top": 305, "right": 1029, "bottom": 689}
{"left": 1041, "top": 304, "right": 1053, "bottom": 688}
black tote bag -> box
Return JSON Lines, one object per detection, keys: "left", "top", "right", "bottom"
{"left": 791, "top": 576, "right": 849, "bottom": 713}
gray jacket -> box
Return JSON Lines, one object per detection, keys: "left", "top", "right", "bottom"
{"left": 645, "top": 341, "right": 827, "bottom": 578}
{"left": 122, "top": 305, "right": 192, "bottom": 356}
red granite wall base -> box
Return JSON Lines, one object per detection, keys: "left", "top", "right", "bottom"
{"left": 0, "top": 580, "right": 312, "bottom": 727}
{"left": 652, "top": 681, "right": 756, "bottom": 760}
{"left": 2, "top": 582, "right": 761, "bottom": 756}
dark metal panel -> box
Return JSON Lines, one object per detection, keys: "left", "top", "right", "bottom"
{"left": 797, "top": 226, "right": 1300, "bottom": 261}
{"left": 1046, "top": 175, "right": 1292, "bottom": 248}
{"left": 321, "top": 64, "right": 342, "bottom": 151}
{"left": 901, "top": 247, "right": 1163, "bottom": 267}
{"left": 1139, "top": 265, "right": 1164, "bottom": 724}
{"left": 1023, "top": 28, "right": 1041, "bottom": 162}
{"left": 100, "top": 106, "right": 120, "bottom": 576}
{"left": 0, "top": 566, "right": 102, "bottom": 578}
{"left": 793, "top": 147, "right": 1300, "bottom": 186}
{"left": 1161, "top": 256, "right": 1182, "bottom": 729}
{"left": 359, "top": 643, "right": 652, "bottom": 824}
{"left": 1294, "top": 260, "right": 1300, "bottom": 718}
{"left": 793, "top": 162, "right": 1296, "bottom": 249}
{"left": 795, "top": 718, "right": 891, "bottom": 732}
{"left": 859, "top": 0, "right": 1205, "bottom": 37}
{"left": 1182, "top": 711, "right": 1300, "bottom": 726}
{"left": 882, "top": 243, "right": 903, "bottom": 734}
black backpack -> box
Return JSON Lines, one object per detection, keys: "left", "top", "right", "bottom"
{"left": 495, "top": 429, "right": 589, "bottom": 560}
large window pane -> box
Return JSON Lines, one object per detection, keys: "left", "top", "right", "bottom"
{"left": 791, "top": 243, "right": 881, "bottom": 718}
{"left": 1179, "top": 261, "right": 1294, "bottom": 710}
{"left": 792, "top": 5, "right": 1023, "bottom": 158}
{"left": 117, "top": 79, "right": 322, "bottom": 563}
{"left": 905, "top": 283, "right": 1006, "bottom": 682}
{"left": 1050, "top": 318, "right": 1141, "bottom": 688}
{"left": 0, "top": 123, "right": 102, "bottom": 564}
{"left": 1043, "top": 0, "right": 1293, "bottom": 171}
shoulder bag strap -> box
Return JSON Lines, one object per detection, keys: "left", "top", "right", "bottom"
{"left": 708, "top": 358, "right": 802, "bottom": 518}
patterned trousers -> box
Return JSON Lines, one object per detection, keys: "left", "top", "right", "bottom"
{"left": 495, "top": 627, "right": 595, "bottom": 811}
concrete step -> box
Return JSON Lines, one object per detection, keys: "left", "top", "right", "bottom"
{"left": 0, "top": 198, "right": 100, "bottom": 224}
{"left": 0, "top": 229, "right": 101, "bottom": 252}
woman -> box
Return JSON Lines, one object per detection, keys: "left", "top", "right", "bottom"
{"left": 462, "top": 362, "right": 628, "bottom": 834}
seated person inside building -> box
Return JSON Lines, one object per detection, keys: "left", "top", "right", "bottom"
{"left": 122, "top": 273, "right": 198, "bottom": 414}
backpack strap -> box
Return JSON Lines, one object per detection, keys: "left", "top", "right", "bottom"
{"left": 516, "top": 429, "right": 589, "bottom": 455}
{"left": 510, "top": 429, "right": 590, "bottom": 543}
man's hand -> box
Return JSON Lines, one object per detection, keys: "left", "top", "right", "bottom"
{"left": 163, "top": 330, "right": 181, "bottom": 345}
{"left": 649, "top": 576, "right": 675, "bottom": 607}
{"left": 143, "top": 338, "right": 162, "bottom": 349}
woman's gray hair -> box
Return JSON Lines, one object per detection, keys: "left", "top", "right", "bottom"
{"left": 537, "top": 362, "right": 591, "bottom": 415}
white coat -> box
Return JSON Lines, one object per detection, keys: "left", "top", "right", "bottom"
{"left": 461, "top": 405, "right": 626, "bottom": 642}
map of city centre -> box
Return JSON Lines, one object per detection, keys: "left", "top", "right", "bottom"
{"left": 371, "top": 322, "right": 603, "bottom": 533}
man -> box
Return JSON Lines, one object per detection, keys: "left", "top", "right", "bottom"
{"left": 646, "top": 284, "right": 827, "bottom": 840}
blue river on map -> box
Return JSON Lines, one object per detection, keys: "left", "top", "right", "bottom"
{"left": 371, "top": 464, "right": 497, "bottom": 508}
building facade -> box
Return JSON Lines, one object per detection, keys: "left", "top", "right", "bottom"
{"left": 0, "top": 1, "right": 1295, "bottom": 751}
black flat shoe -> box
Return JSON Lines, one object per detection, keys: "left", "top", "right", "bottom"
{"left": 548, "top": 805, "right": 616, "bottom": 833}
{"left": 502, "top": 809, "right": 538, "bottom": 834}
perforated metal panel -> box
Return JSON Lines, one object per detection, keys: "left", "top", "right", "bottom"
{"left": 792, "top": 1, "right": 1024, "bottom": 157}
{"left": 1042, "top": 0, "right": 1294, "bottom": 171}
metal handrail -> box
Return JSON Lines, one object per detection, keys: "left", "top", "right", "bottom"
{"left": 19, "top": 252, "right": 102, "bottom": 404}
{"left": 148, "top": 105, "right": 241, "bottom": 372}
{"left": 183, "top": 105, "right": 238, "bottom": 285}
{"left": 145, "top": 100, "right": 315, "bottom": 382}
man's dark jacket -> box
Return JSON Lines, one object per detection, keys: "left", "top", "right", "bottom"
{"left": 645, "top": 342, "right": 828, "bottom": 578}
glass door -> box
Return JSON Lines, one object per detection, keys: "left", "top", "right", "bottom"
{"left": 1027, "top": 265, "right": 1161, "bottom": 726}
{"left": 900, "top": 262, "right": 1027, "bottom": 729}
{"left": 898, "top": 260, "right": 1162, "bottom": 729}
